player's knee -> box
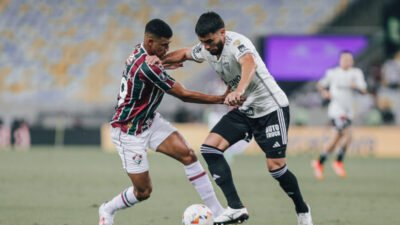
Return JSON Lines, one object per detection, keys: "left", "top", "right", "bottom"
{"left": 267, "top": 158, "right": 286, "bottom": 171}
{"left": 179, "top": 148, "right": 198, "bottom": 165}
{"left": 135, "top": 187, "right": 152, "bottom": 201}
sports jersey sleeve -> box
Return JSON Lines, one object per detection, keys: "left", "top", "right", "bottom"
{"left": 140, "top": 63, "right": 176, "bottom": 91}
{"left": 190, "top": 43, "right": 206, "bottom": 63}
{"left": 318, "top": 69, "right": 332, "bottom": 88}
{"left": 231, "top": 38, "right": 254, "bottom": 61}
{"left": 354, "top": 69, "right": 367, "bottom": 90}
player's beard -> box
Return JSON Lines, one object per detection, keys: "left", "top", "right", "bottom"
{"left": 209, "top": 40, "right": 224, "bottom": 56}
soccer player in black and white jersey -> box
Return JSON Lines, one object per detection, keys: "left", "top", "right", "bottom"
{"left": 158, "top": 12, "right": 313, "bottom": 225}
{"left": 312, "top": 51, "right": 367, "bottom": 180}
{"left": 98, "top": 18, "right": 234, "bottom": 225}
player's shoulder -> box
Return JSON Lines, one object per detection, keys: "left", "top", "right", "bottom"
{"left": 225, "top": 31, "right": 251, "bottom": 46}
{"left": 326, "top": 67, "right": 339, "bottom": 74}
{"left": 141, "top": 59, "right": 164, "bottom": 75}
{"left": 350, "top": 67, "right": 363, "bottom": 73}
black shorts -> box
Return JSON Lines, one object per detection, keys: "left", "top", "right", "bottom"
{"left": 331, "top": 117, "right": 352, "bottom": 133}
{"left": 211, "top": 107, "right": 290, "bottom": 158}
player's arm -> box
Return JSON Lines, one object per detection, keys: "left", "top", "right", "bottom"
{"left": 316, "top": 83, "right": 330, "bottom": 100}
{"left": 316, "top": 70, "right": 331, "bottom": 100}
{"left": 167, "top": 82, "right": 226, "bottom": 104}
{"left": 162, "top": 47, "right": 195, "bottom": 64}
{"left": 146, "top": 48, "right": 197, "bottom": 69}
{"left": 224, "top": 53, "right": 256, "bottom": 106}
{"left": 351, "top": 70, "right": 368, "bottom": 94}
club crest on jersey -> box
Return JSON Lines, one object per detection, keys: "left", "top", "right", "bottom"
{"left": 132, "top": 153, "right": 143, "bottom": 165}
{"left": 266, "top": 124, "right": 281, "bottom": 138}
{"left": 159, "top": 72, "right": 168, "bottom": 81}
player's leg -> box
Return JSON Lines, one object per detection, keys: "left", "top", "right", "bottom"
{"left": 148, "top": 113, "right": 223, "bottom": 216}
{"left": 99, "top": 127, "right": 150, "bottom": 225}
{"left": 312, "top": 119, "right": 344, "bottom": 179}
{"left": 224, "top": 133, "right": 252, "bottom": 164}
{"left": 201, "top": 109, "right": 251, "bottom": 224}
{"left": 332, "top": 124, "right": 352, "bottom": 177}
{"left": 253, "top": 107, "right": 312, "bottom": 225}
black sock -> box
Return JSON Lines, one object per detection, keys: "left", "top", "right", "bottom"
{"left": 270, "top": 165, "right": 308, "bottom": 213}
{"left": 201, "top": 144, "right": 243, "bottom": 209}
{"left": 336, "top": 147, "right": 346, "bottom": 162}
{"left": 319, "top": 153, "right": 328, "bottom": 165}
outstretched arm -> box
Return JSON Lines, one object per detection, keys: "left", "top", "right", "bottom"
{"left": 167, "top": 82, "right": 225, "bottom": 104}
{"left": 224, "top": 53, "right": 256, "bottom": 105}
{"left": 162, "top": 47, "right": 194, "bottom": 64}
{"left": 145, "top": 48, "right": 195, "bottom": 69}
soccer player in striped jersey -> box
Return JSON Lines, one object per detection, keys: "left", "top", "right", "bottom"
{"left": 98, "top": 19, "right": 232, "bottom": 225}
{"left": 312, "top": 51, "right": 367, "bottom": 180}
{"left": 156, "top": 12, "right": 313, "bottom": 225}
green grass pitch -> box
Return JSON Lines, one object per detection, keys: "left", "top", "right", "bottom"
{"left": 0, "top": 147, "right": 399, "bottom": 225}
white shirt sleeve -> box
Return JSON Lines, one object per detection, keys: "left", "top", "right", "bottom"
{"left": 190, "top": 43, "right": 205, "bottom": 63}
{"left": 354, "top": 68, "right": 367, "bottom": 90}
{"left": 231, "top": 38, "right": 254, "bottom": 61}
{"left": 318, "top": 69, "right": 332, "bottom": 88}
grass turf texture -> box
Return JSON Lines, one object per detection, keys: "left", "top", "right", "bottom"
{"left": 0, "top": 147, "right": 399, "bottom": 225}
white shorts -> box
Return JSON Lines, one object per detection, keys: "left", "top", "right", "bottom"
{"left": 111, "top": 113, "right": 177, "bottom": 174}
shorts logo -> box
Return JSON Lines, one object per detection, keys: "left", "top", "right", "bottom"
{"left": 272, "top": 141, "right": 281, "bottom": 148}
{"left": 132, "top": 153, "right": 143, "bottom": 165}
{"left": 266, "top": 124, "right": 281, "bottom": 138}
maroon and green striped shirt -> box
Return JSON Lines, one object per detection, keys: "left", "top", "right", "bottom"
{"left": 110, "top": 44, "right": 176, "bottom": 135}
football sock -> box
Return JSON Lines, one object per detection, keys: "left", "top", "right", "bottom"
{"left": 336, "top": 147, "right": 346, "bottom": 162}
{"left": 104, "top": 186, "right": 138, "bottom": 214}
{"left": 184, "top": 161, "right": 224, "bottom": 216}
{"left": 201, "top": 144, "right": 244, "bottom": 209}
{"left": 318, "top": 153, "right": 328, "bottom": 165}
{"left": 270, "top": 164, "right": 308, "bottom": 213}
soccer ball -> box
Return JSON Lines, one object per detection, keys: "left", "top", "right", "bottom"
{"left": 182, "top": 204, "right": 213, "bottom": 225}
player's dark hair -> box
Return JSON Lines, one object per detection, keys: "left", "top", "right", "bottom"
{"left": 145, "top": 19, "right": 173, "bottom": 38}
{"left": 340, "top": 50, "right": 353, "bottom": 55}
{"left": 195, "top": 11, "right": 225, "bottom": 37}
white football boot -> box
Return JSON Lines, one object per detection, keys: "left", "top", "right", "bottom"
{"left": 98, "top": 203, "right": 115, "bottom": 225}
{"left": 213, "top": 207, "right": 249, "bottom": 225}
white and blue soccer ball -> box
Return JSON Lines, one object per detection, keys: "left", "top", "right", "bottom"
{"left": 182, "top": 204, "right": 213, "bottom": 225}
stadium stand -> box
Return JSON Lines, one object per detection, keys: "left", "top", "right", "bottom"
{"left": 1, "top": 0, "right": 359, "bottom": 128}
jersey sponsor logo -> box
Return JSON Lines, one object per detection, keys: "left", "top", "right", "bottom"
{"left": 237, "top": 44, "right": 249, "bottom": 53}
{"left": 266, "top": 124, "right": 281, "bottom": 138}
{"left": 225, "top": 75, "right": 241, "bottom": 88}
{"left": 132, "top": 153, "right": 143, "bottom": 165}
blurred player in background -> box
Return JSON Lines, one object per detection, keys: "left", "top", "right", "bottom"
{"left": 98, "top": 18, "right": 232, "bottom": 225}
{"left": 0, "top": 119, "right": 11, "bottom": 150}
{"left": 312, "top": 51, "right": 367, "bottom": 180}
{"left": 158, "top": 11, "right": 313, "bottom": 225}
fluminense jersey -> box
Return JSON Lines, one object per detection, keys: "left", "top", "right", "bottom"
{"left": 111, "top": 43, "right": 175, "bottom": 135}
{"left": 318, "top": 67, "right": 366, "bottom": 119}
{"left": 191, "top": 31, "right": 289, "bottom": 118}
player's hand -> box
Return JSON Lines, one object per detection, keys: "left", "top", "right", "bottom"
{"left": 224, "top": 90, "right": 246, "bottom": 107}
{"left": 145, "top": 55, "right": 161, "bottom": 65}
{"left": 321, "top": 89, "right": 331, "bottom": 100}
